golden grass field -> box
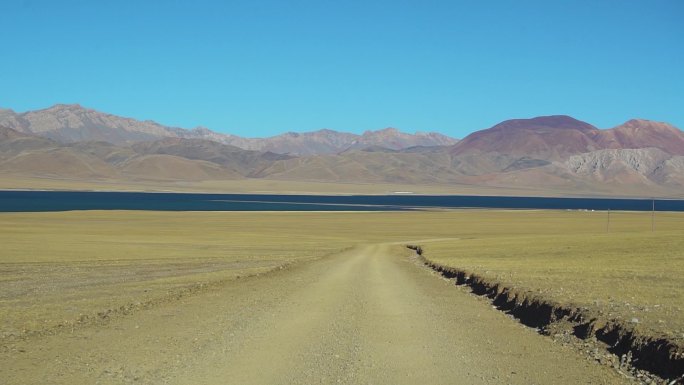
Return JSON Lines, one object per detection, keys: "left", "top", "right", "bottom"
{"left": 1, "top": 209, "right": 683, "bottom": 346}
{"left": 417, "top": 211, "right": 684, "bottom": 343}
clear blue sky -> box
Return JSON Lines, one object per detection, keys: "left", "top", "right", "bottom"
{"left": 1, "top": 0, "right": 682, "bottom": 138}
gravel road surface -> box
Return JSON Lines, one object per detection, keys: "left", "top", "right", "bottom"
{"left": 1, "top": 244, "right": 626, "bottom": 384}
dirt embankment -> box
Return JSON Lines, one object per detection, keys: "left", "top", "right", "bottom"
{"left": 407, "top": 245, "right": 684, "bottom": 384}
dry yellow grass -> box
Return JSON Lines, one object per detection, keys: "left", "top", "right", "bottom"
{"left": 2, "top": 209, "right": 683, "bottom": 345}
{"left": 0, "top": 211, "right": 363, "bottom": 338}
{"left": 418, "top": 210, "right": 684, "bottom": 341}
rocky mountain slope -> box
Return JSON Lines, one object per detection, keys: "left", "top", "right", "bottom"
{"left": 0, "top": 126, "right": 279, "bottom": 181}
{"left": 596, "top": 119, "right": 684, "bottom": 155}
{"left": 2, "top": 107, "right": 684, "bottom": 196}
{"left": 0, "top": 105, "right": 176, "bottom": 144}
{"left": 255, "top": 116, "right": 684, "bottom": 194}
{"left": 130, "top": 138, "right": 291, "bottom": 177}
{"left": 0, "top": 105, "right": 458, "bottom": 155}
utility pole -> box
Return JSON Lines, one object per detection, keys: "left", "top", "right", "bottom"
{"left": 606, "top": 208, "right": 610, "bottom": 233}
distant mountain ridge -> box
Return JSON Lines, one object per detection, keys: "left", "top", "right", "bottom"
{"left": 0, "top": 104, "right": 459, "bottom": 155}
{"left": 2, "top": 105, "right": 684, "bottom": 197}
{"left": 0, "top": 104, "right": 176, "bottom": 144}
{"left": 0, "top": 125, "right": 284, "bottom": 181}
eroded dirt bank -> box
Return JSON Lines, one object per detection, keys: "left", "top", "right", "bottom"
{"left": 1, "top": 244, "right": 627, "bottom": 384}
{"left": 408, "top": 245, "right": 684, "bottom": 384}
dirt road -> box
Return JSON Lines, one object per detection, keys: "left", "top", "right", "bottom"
{"left": 1, "top": 244, "right": 625, "bottom": 384}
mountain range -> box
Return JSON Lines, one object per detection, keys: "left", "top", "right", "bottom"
{"left": 1, "top": 104, "right": 684, "bottom": 197}
{"left": 0, "top": 104, "right": 458, "bottom": 155}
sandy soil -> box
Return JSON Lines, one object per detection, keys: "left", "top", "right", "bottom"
{"left": 0, "top": 244, "right": 626, "bottom": 384}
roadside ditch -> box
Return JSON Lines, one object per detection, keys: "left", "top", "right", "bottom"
{"left": 406, "top": 245, "right": 684, "bottom": 385}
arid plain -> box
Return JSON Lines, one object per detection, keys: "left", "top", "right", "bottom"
{"left": 4, "top": 1, "right": 684, "bottom": 384}
{"left": 1, "top": 209, "right": 683, "bottom": 384}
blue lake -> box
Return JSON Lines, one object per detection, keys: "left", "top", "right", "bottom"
{"left": 1, "top": 191, "right": 683, "bottom": 212}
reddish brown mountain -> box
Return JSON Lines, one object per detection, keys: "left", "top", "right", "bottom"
{"left": 451, "top": 116, "right": 601, "bottom": 160}
{"left": 597, "top": 119, "right": 684, "bottom": 155}
{"left": 451, "top": 115, "right": 684, "bottom": 160}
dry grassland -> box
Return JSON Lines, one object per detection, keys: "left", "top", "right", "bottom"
{"left": 418, "top": 210, "right": 684, "bottom": 343}
{"left": 1, "top": 209, "right": 683, "bottom": 348}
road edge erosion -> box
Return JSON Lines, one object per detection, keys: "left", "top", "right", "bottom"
{"left": 406, "top": 245, "right": 684, "bottom": 384}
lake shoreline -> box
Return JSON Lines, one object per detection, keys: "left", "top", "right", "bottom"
{"left": 2, "top": 190, "right": 684, "bottom": 212}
